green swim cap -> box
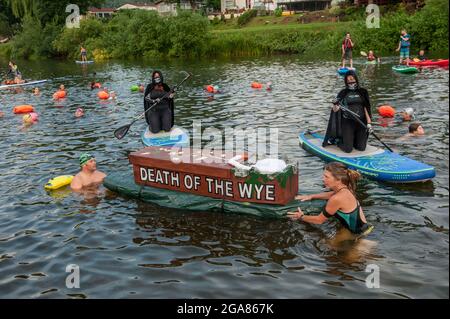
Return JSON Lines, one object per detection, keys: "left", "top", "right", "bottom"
{"left": 79, "top": 153, "right": 94, "bottom": 167}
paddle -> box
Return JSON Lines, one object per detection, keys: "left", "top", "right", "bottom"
{"left": 360, "top": 51, "right": 367, "bottom": 57}
{"left": 334, "top": 101, "right": 394, "bottom": 153}
{"left": 114, "top": 71, "right": 192, "bottom": 140}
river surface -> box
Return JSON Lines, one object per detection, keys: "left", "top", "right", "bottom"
{"left": 0, "top": 56, "right": 448, "bottom": 298}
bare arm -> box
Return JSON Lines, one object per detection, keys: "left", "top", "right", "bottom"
{"left": 70, "top": 175, "right": 83, "bottom": 192}
{"left": 296, "top": 191, "right": 334, "bottom": 201}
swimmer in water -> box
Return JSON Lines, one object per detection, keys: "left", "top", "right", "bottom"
{"left": 70, "top": 153, "right": 106, "bottom": 192}
{"left": 288, "top": 162, "right": 373, "bottom": 237}
{"left": 75, "top": 108, "right": 84, "bottom": 118}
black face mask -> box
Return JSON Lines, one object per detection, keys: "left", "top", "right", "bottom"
{"left": 154, "top": 77, "right": 161, "bottom": 84}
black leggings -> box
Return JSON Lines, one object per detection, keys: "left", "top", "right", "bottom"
{"left": 149, "top": 108, "right": 172, "bottom": 133}
{"left": 338, "top": 118, "right": 368, "bottom": 153}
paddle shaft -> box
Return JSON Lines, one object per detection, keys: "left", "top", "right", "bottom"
{"left": 336, "top": 102, "right": 394, "bottom": 153}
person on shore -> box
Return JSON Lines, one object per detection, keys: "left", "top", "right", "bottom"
{"left": 80, "top": 46, "right": 87, "bottom": 62}
{"left": 144, "top": 70, "right": 175, "bottom": 134}
{"left": 367, "top": 50, "right": 381, "bottom": 63}
{"left": 341, "top": 33, "right": 354, "bottom": 69}
{"left": 70, "top": 153, "right": 106, "bottom": 192}
{"left": 396, "top": 29, "right": 411, "bottom": 65}
{"left": 323, "top": 70, "right": 373, "bottom": 153}
{"left": 288, "top": 162, "right": 373, "bottom": 237}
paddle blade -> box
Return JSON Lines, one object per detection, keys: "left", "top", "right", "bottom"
{"left": 360, "top": 51, "right": 367, "bottom": 57}
{"left": 114, "top": 124, "right": 131, "bottom": 140}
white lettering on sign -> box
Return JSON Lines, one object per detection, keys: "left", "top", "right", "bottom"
{"left": 266, "top": 185, "right": 275, "bottom": 201}
{"left": 238, "top": 183, "right": 253, "bottom": 199}
{"left": 184, "top": 175, "right": 193, "bottom": 190}
{"left": 171, "top": 172, "right": 180, "bottom": 187}
{"left": 140, "top": 167, "right": 180, "bottom": 187}
{"left": 193, "top": 176, "right": 201, "bottom": 191}
{"left": 138, "top": 166, "right": 280, "bottom": 202}
{"left": 224, "top": 181, "right": 233, "bottom": 197}
{"left": 254, "top": 184, "right": 264, "bottom": 200}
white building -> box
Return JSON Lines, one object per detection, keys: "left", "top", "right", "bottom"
{"left": 117, "top": 3, "right": 157, "bottom": 11}
{"left": 221, "top": 0, "right": 277, "bottom": 13}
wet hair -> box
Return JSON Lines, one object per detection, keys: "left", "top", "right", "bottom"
{"left": 409, "top": 122, "right": 421, "bottom": 133}
{"left": 324, "top": 162, "right": 361, "bottom": 194}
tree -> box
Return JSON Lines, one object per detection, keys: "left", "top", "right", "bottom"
{"left": 4, "top": 0, "right": 105, "bottom": 25}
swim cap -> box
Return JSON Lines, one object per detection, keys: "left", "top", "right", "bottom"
{"left": 402, "top": 107, "right": 415, "bottom": 118}
{"left": 79, "top": 153, "right": 94, "bottom": 167}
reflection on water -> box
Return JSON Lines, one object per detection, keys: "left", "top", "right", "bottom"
{"left": 0, "top": 56, "right": 448, "bottom": 298}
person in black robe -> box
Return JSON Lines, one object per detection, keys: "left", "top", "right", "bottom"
{"left": 323, "top": 70, "right": 373, "bottom": 153}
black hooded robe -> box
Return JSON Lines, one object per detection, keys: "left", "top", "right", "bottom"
{"left": 144, "top": 70, "right": 175, "bottom": 131}
{"left": 323, "top": 71, "right": 372, "bottom": 150}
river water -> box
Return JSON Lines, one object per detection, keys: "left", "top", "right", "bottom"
{"left": 0, "top": 56, "right": 448, "bottom": 298}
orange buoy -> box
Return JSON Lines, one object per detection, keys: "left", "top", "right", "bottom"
{"left": 251, "top": 82, "right": 263, "bottom": 89}
{"left": 98, "top": 91, "right": 110, "bottom": 100}
{"left": 206, "top": 85, "right": 214, "bottom": 93}
{"left": 378, "top": 105, "right": 396, "bottom": 118}
{"left": 13, "top": 105, "right": 35, "bottom": 114}
{"left": 53, "top": 90, "right": 67, "bottom": 99}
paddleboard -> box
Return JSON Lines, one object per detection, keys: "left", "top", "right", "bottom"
{"left": 337, "top": 67, "right": 355, "bottom": 75}
{"left": 0, "top": 79, "right": 47, "bottom": 90}
{"left": 392, "top": 65, "right": 419, "bottom": 74}
{"left": 298, "top": 131, "right": 435, "bottom": 183}
{"left": 141, "top": 126, "right": 189, "bottom": 147}
{"left": 75, "top": 60, "right": 94, "bottom": 64}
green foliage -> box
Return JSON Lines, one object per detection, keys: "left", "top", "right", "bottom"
{"left": 237, "top": 9, "right": 257, "bottom": 27}
{"left": 328, "top": 5, "right": 342, "bottom": 16}
{"left": 410, "top": 0, "right": 449, "bottom": 53}
{"left": 10, "top": 15, "right": 61, "bottom": 59}
{"left": 167, "top": 10, "right": 210, "bottom": 57}
{"left": 274, "top": 7, "right": 282, "bottom": 17}
{"left": 53, "top": 18, "right": 105, "bottom": 59}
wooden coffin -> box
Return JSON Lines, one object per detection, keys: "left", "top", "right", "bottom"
{"left": 128, "top": 147, "right": 298, "bottom": 205}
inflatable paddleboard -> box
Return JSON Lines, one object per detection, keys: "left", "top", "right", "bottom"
{"left": 337, "top": 67, "right": 355, "bottom": 75}
{"left": 75, "top": 60, "right": 94, "bottom": 64}
{"left": 392, "top": 65, "right": 419, "bottom": 74}
{"left": 298, "top": 131, "right": 435, "bottom": 183}
{"left": 0, "top": 79, "right": 47, "bottom": 90}
{"left": 141, "top": 126, "right": 189, "bottom": 147}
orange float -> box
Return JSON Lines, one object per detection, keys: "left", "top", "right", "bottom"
{"left": 13, "top": 105, "right": 35, "bottom": 114}
{"left": 98, "top": 91, "right": 110, "bottom": 100}
{"left": 251, "top": 82, "right": 263, "bottom": 89}
{"left": 206, "top": 85, "right": 214, "bottom": 93}
{"left": 53, "top": 90, "right": 67, "bottom": 99}
{"left": 378, "top": 105, "right": 396, "bottom": 118}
